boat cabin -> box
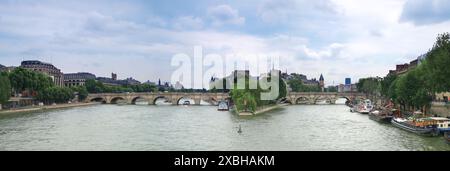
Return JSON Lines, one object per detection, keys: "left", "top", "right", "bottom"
{"left": 429, "top": 117, "right": 450, "bottom": 132}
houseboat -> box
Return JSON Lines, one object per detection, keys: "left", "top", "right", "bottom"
{"left": 357, "top": 99, "right": 373, "bottom": 114}
{"left": 429, "top": 117, "right": 450, "bottom": 134}
{"left": 391, "top": 117, "right": 440, "bottom": 136}
{"left": 369, "top": 109, "right": 393, "bottom": 123}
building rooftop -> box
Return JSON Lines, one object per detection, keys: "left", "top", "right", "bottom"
{"left": 21, "top": 60, "right": 61, "bottom": 71}
{"left": 64, "top": 72, "right": 96, "bottom": 80}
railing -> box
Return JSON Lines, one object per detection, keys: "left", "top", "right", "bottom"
{"left": 88, "top": 92, "right": 229, "bottom": 95}
{"left": 288, "top": 92, "right": 366, "bottom": 96}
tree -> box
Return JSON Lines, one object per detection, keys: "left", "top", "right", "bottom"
{"left": 85, "top": 79, "right": 105, "bottom": 93}
{"left": 0, "top": 72, "right": 11, "bottom": 107}
{"left": 358, "top": 77, "right": 381, "bottom": 96}
{"left": 71, "top": 86, "right": 89, "bottom": 102}
{"left": 326, "top": 86, "right": 338, "bottom": 92}
{"left": 8, "top": 67, "right": 53, "bottom": 96}
{"left": 424, "top": 32, "right": 450, "bottom": 93}
{"left": 229, "top": 74, "right": 287, "bottom": 112}
{"left": 393, "top": 68, "right": 432, "bottom": 112}
{"left": 36, "top": 87, "right": 75, "bottom": 104}
{"left": 381, "top": 74, "right": 397, "bottom": 97}
{"left": 288, "top": 79, "right": 303, "bottom": 92}
{"left": 287, "top": 78, "right": 321, "bottom": 92}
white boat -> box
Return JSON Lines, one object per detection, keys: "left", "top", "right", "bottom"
{"left": 218, "top": 100, "right": 229, "bottom": 111}
{"left": 357, "top": 99, "right": 373, "bottom": 114}
{"left": 182, "top": 101, "right": 190, "bottom": 105}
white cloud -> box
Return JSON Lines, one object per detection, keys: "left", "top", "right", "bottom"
{"left": 207, "top": 4, "right": 245, "bottom": 26}
{"left": 2, "top": 0, "right": 450, "bottom": 86}
{"left": 258, "top": 0, "right": 339, "bottom": 24}
{"left": 400, "top": 0, "right": 450, "bottom": 25}
{"left": 173, "top": 16, "right": 204, "bottom": 30}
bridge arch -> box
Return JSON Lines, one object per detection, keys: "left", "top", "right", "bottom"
{"left": 110, "top": 97, "right": 126, "bottom": 104}
{"left": 131, "top": 96, "right": 149, "bottom": 105}
{"left": 176, "top": 97, "right": 196, "bottom": 105}
{"left": 89, "top": 97, "right": 106, "bottom": 103}
{"left": 314, "top": 96, "right": 333, "bottom": 104}
{"left": 295, "top": 97, "right": 310, "bottom": 104}
{"left": 153, "top": 96, "right": 171, "bottom": 105}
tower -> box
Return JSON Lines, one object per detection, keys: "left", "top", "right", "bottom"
{"left": 111, "top": 73, "right": 117, "bottom": 80}
{"left": 319, "top": 74, "right": 325, "bottom": 92}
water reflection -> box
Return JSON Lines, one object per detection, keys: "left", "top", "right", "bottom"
{"left": 0, "top": 105, "right": 449, "bottom": 151}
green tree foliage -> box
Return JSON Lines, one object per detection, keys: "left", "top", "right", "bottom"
{"left": 381, "top": 74, "right": 397, "bottom": 97}
{"left": 287, "top": 78, "right": 321, "bottom": 92}
{"left": 287, "top": 79, "right": 303, "bottom": 92}
{"left": 422, "top": 33, "right": 450, "bottom": 93}
{"left": 383, "top": 33, "right": 449, "bottom": 112}
{"left": 70, "top": 86, "right": 89, "bottom": 101}
{"left": 8, "top": 67, "right": 53, "bottom": 95}
{"left": 230, "top": 74, "right": 287, "bottom": 112}
{"left": 326, "top": 86, "right": 338, "bottom": 92}
{"left": 124, "top": 84, "right": 158, "bottom": 92}
{"left": 85, "top": 79, "right": 105, "bottom": 93}
{"left": 357, "top": 77, "right": 381, "bottom": 96}
{"left": 393, "top": 67, "right": 432, "bottom": 111}
{"left": 85, "top": 79, "right": 158, "bottom": 94}
{"left": 0, "top": 72, "right": 11, "bottom": 104}
{"left": 36, "top": 87, "right": 75, "bottom": 104}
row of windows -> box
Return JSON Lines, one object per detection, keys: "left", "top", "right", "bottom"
{"left": 64, "top": 79, "right": 87, "bottom": 82}
{"left": 64, "top": 83, "right": 84, "bottom": 87}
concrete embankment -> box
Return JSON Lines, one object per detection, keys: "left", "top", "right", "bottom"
{"left": 431, "top": 103, "right": 450, "bottom": 117}
{"left": 0, "top": 102, "right": 99, "bottom": 115}
{"left": 237, "top": 103, "right": 288, "bottom": 116}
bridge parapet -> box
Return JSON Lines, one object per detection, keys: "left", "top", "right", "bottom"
{"left": 86, "top": 92, "right": 230, "bottom": 105}
{"left": 288, "top": 92, "right": 367, "bottom": 105}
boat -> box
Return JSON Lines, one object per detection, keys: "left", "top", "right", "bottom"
{"left": 391, "top": 117, "right": 439, "bottom": 136}
{"left": 369, "top": 109, "right": 393, "bottom": 123}
{"left": 428, "top": 117, "right": 450, "bottom": 134}
{"left": 218, "top": 100, "right": 229, "bottom": 111}
{"left": 182, "top": 101, "right": 190, "bottom": 105}
{"left": 357, "top": 99, "right": 373, "bottom": 114}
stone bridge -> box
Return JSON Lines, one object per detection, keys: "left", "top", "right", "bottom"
{"left": 287, "top": 92, "right": 367, "bottom": 104}
{"left": 86, "top": 92, "right": 230, "bottom": 105}
{"left": 86, "top": 92, "right": 366, "bottom": 105}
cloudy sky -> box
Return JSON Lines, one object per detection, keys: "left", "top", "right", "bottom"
{"left": 0, "top": 0, "right": 449, "bottom": 86}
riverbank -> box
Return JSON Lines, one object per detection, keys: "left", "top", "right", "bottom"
{"left": 237, "top": 103, "right": 289, "bottom": 116}
{"left": 0, "top": 102, "right": 99, "bottom": 115}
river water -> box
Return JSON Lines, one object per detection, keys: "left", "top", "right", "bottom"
{"left": 0, "top": 104, "right": 449, "bottom": 151}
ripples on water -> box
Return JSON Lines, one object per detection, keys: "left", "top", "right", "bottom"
{"left": 0, "top": 105, "right": 449, "bottom": 151}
